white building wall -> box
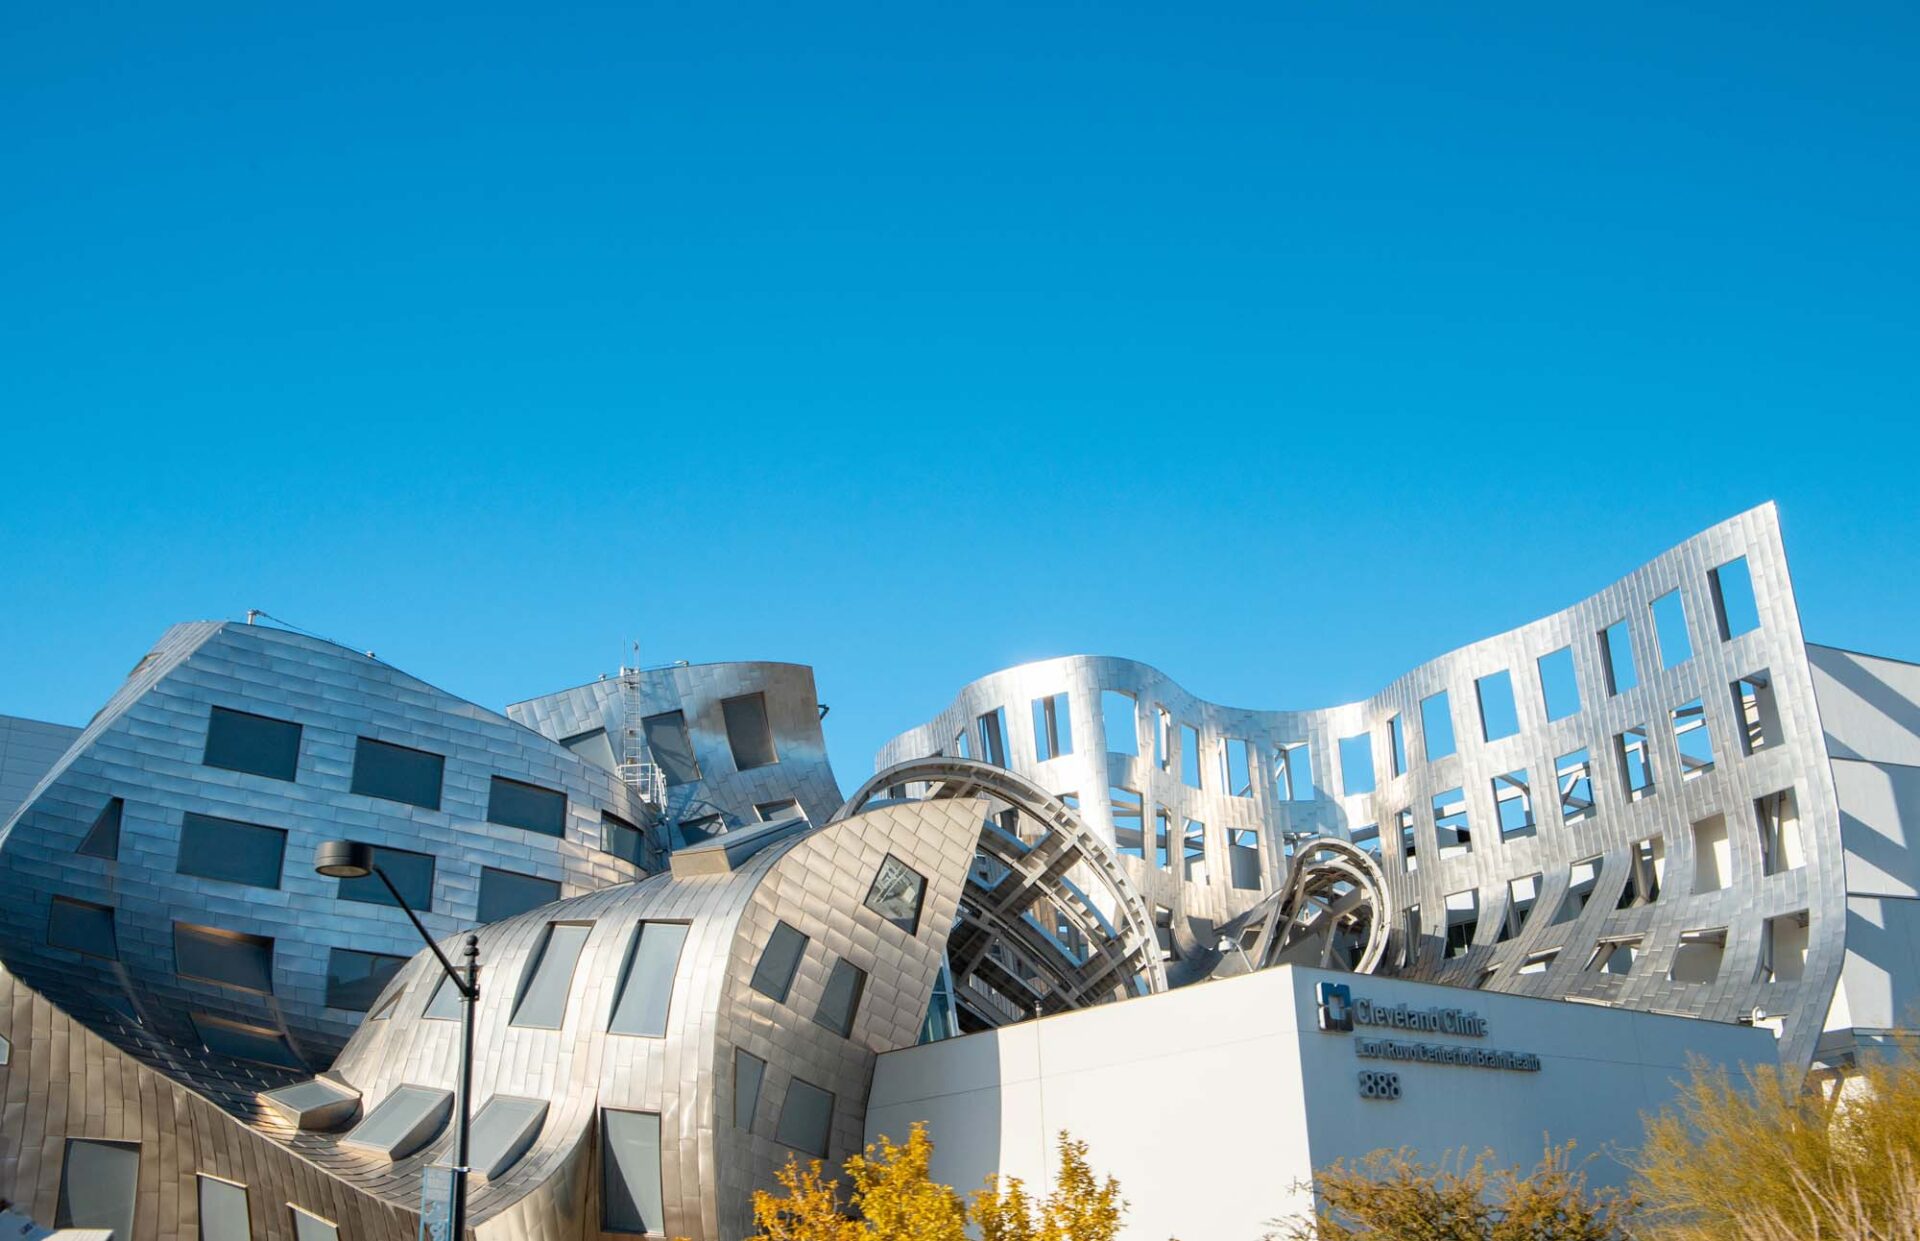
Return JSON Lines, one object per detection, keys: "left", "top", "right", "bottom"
{"left": 868, "top": 966, "right": 1771, "bottom": 1241}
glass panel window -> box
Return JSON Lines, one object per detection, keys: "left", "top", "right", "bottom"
{"left": 290, "top": 1206, "right": 340, "bottom": 1241}
{"left": 350, "top": 737, "right": 445, "bottom": 810}
{"left": 864, "top": 856, "right": 926, "bottom": 935}
{"left": 487, "top": 776, "right": 567, "bottom": 837}
{"left": 734, "top": 1048, "right": 767, "bottom": 1129}
{"left": 177, "top": 812, "right": 286, "bottom": 889}
{"left": 198, "top": 1174, "right": 250, "bottom": 1241}
{"left": 750, "top": 921, "right": 809, "bottom": 1003}
{"left": 1536, "top": 646, "right": 1581, "bottom": 722}
{"left": 813, "top": 958, "right": 867, "bottom": 1038}
{"left": 325, "top": 948, "right": 407, "bottom": 1012}
{"left": 1338, "top": 732, "right": 1375, "bottom": 795}
{"left": 478, "top": 868, "right": 561, "bottom": 923}
{"left": 343, "top": 1085, "right": 454, "bottom": 1160}
{"left": 48, "top": 895, "right": 117, "bottom": 959}
{"left": 467, "top": 1095, "right": 549, "bottom": 1180}
{"left": 1101, "top": 691, "right": 1138, "bottom": 757}
{"left": 192, "top": 1013, "right": 301, "bottom": 1068}
{"left": 723, "top": 693, "right": 779, "bottom": 770}
{"left": 56, "top": 1138, "right": 139, "bottom": 1238}
{"left": 1031, "top": 692, "right": 1072, "bottom": 761}
{"left": 602, "top": 1109, "right": 665, "bottom": 1234}
{"left": 78, "top": 797, "right": 122, "bottom": 859}
{"left": 609, "top": 922, "right": 689, "bottom": 1037}
{"left": 1444, "top": 890, "right": 1479, "bottom": 959}
{"left": 775, "top": 1078, "right": 834, "bottom": 1158}
{"left": 1420, "top": 690, "right": 1456, "bottom": 759}
{"left": 603, "top": 811, "right": 654, "bottom": 869}
{"left": 202, "top": 706, "right": 301, "bottom": 781}
{"left": 174, "top": 923, "right": 275, "bottom": 993}
{"left": 335, "top": 844, "right": 434, "bottom": 910}
{"left": 1651, "top": 590, "right": 1693, "bottom": 668}
{"left": 641, "top": 711, "right": 700, "bottom": 785}
{"left": 510, "top": 923, "right": 593, "bottom": 1029}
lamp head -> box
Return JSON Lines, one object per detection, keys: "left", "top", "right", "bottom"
{"left": 314, "top": 840, "right": 374, "bottom": 879}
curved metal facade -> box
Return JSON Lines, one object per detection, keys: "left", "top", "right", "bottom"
{"left": 879, "top": 504, "right": 1847, "bottom": 1067}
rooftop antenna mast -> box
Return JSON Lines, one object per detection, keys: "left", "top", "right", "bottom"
{"left": 618, "top": 641, "right": 667, "bottom": 813}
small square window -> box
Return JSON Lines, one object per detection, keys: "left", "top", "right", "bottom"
{"left": 775, "top": 1078, "right": 835, "bottom": 1158}
{"left": 325, "top": 947, "right": 407, "bottom": 1012}
{"left": 1587, "top": 937, "right": 1641, "bottom": 976}
{"left": 335, "top": 844, "right": 434, "bottom": 911}
{"left": 1555, "top": 857, "right": 1603, "bottom": 924}
{"left": 864, "top": 856, "right": 926, "bottom": 935}
{"left": 350, "top": 737, "right": 444, "bottom": 810}
{"left": 78, "top": 797, "right": 122, "bottom": 859}
{"left": 750, "top": 921, "right": 809, "bottom": 1003}
{"left": 1179, "top": 724, "right": 1202, "bottom": 789}
{"left": 202, "top": 706, "right": 301, "bottom": 782}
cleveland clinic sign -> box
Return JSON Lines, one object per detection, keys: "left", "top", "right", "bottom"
{"left": 1316, "top": 981, "right": 1541, "bottom": 1098}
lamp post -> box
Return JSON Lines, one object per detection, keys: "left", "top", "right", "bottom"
{"left": 315, "top": 841, "right": 478, "bottom": 1241}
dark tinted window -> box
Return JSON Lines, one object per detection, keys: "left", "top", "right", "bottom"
{"left": 722, "top": 693, "right": 778, "bottom": 770}
{"left": 774, "top": 1078, "right": 833, "bottom": 1157}
{"left": 641, "top": 711, "right": 700, "bottom": 786}
{"left": 749, "top": 921, "right": 808, "bottom": 1003}
{"left": 174, "top": 922, "right": 275, "bottom": 993}
{"left": 48, "top": 895, "right": 117, "bottom": 959}
{"left": 560, "top": 728, "right": 617, "bottom": 771}
{"left": 601, "top": 1109, "right": 664, "bottom": 1233}
{"left": 863, "top": 856, "right": 926, "bottom": 935}
{"left": 734, "top": 1048, "right": 766, "bottom": 1130}
{"left": 478, "top": 867, "right": 561, "bottom": 923}
{"left": 56, "top": 1138, "right": 139, "bottom": 1237}
{"left": 602, "top": 811, "right": 651, "bottom": 869}
{"left": 487, "top": 776, "right": 567, "bottom": 837}
{"left": 335, "top": 844, "right": 435, "bottom": 911}
{"left": 812, "top": 958, "right": 866, "bottom": 1038}
{"left": 177, "top": 812, "right": 286, "bottom": 889}
{"left": 192, "top": 1012, "right": 301, "bottom": 1068}
{"left": 350, "top": 737, "right": 445, "bottom": 810}
{"left": 203, "top": 706, "right": 301, "bottom": 781}
{"left": 325, "top": 948, "right": 408, "bottom": 1012}
{"left": 78, "top": 797, "right": 122, "bottom": 859}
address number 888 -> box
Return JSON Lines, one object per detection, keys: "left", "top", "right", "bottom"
{"left": 1357, "top": 1070, "right": 1401, "bottom": 1100}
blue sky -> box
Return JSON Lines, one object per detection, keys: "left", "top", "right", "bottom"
{"left": 2, "top": 2, "right": 1915, "bottom": 775}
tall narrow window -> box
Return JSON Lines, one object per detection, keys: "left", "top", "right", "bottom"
{"left": 734, "top": 1049, "right": 767, "bottom": 1130}
{"left": 1651, "top": 590, "right": 1693, "bottom": 668}
{"left": 1101, "top": 691, "right": 1138, "bottom": 757}
{"left": 602, "top": 1109, "right": 666, "bottom": 1234}
{"left": 1273, "top": 742, "right": 1314, "bottom": 801}
{"left": 1555, "top": 857, "right": 1603, "bottom": 923}
{"left": 1710, "top": 556, "right": 1761, "bottom": 639}
{"left": 78, "top": 797, "right": 122, "bottom": 859}
{"left": 609, "top": 922, "right": 689, "bottom": 1037}
{"left": 1443, "top": 890, "right": 1479, "bottom": 959}
{"left": 487, "top": 776, "right": 567, "bottom": 837}
{"left": 1492, "top": 770, "right": 1533, "bottom": 838}
{"left": 1338, "top": 732, "right": 1375, "bottom": 795}
{"left": 1556, "top": 749, "right": 1594, "bottom": 823}
{"left": 1223, "top": 738, "right": 1253, "bottom": 797}
{"left": 1757, "top": 788, "right": 1804, "bottom": 875}
{"left": 1182, "top": 820, "right": 1207, "bottom": 883}
{"left": 1671, "top": 699, "right": 1714, "bottom": 779}
{"left": 198, "top": 1174, "right": 251, "bottom": 1241}
{"left": 812, "top": 958, "right": 867, "bottom": 1038}
{"left": 1536, "top": 646, "right": 1581, "bottom": 722}
{"left": 1179, "top": 724, "right": 1202, "bottom": 788}
{"left": 1031, "top": 692, "right": 1072, "bottom": 761}
{"left": 1228, "top": 829, "right": 1261, "bottom": 890}
{"left": 350, "top": 737, "right": 445, "bottom": 810}
{"left": 1761, "top": 911, "right": 1810, "bottom": 983}
{"left": 1498, "top": 874, "right": 1540, "bottom": 942}
{"left": 1600, "top": 622, "right": 1638, "bottom": 695}
{"left": 1692, "top": 815, "right": 1731, "bottom": 893}
{"left": 203, "top": 706, "right": 301, "bottom": 781}
{"left": 1620, "top": 837, "right": 1665, "bottom": 909}
{"left": 1475, "top": 670, "right": 1520, "bottom": 741}
{"left": 1397, "top": 809, "right": 1417, "bottom": 873}
{"left": 1617, "top": 725, "right": 1654, "bottom": 801}
{"left": 1109, "top": 787, "right": 1144, "bottom": 859}
{"left": 1732, "top": 672, "right": 1781, "bottom": 754}
{"left": 1420, "top": 690, "right": 1456, "bottom": 759}
{"left": 1433, "top": 787, "right": 1471, "bottom": 857}
{"left": 1153, "top": 807, "right": 1172, "bottom": 868}
{"left": 750, "top": 922, "right": 809, "bottom": 1003}
{"left": 723, "top": 692, "right": 779, "bottom": 770}
{"left": 975, "top": 707, "right": 1008, "bottom": 767}
{"left": 640, "top": 710, "right": 700, "bottom": 785}
{"left": 1154, "top": 706, "right": 1172, "bottom": 770}
{"left": 1387, "top": 714, "right": 1406, "bottom": 776}
{"left": 510, "top": 922, "right": 592, "bottom": 1030}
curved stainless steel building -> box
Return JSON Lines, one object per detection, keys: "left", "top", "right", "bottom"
{"left": 0, "top": 500, "right": 1912, "bottom": 1238}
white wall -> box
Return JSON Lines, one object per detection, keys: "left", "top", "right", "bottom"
{"left": 868, "top": 966, "right": 1772, "bottom": 1241}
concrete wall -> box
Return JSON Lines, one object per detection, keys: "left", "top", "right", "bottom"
{"left": 868, "top": 966, "right": 1771, "bottom": 1241}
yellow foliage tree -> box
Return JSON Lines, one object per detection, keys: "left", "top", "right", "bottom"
{"left": 750, "top": 1122, "right": 966, "bottom": 1241}
{"left": 1267, "top": 1143, "right": 1634, "bottom": 1241}
{"left": 970, "top": 1131, "right": 1127, "bottom": 1241}
{"left": 1633, "top": 1049, "right": 1920, "bottom": 1240}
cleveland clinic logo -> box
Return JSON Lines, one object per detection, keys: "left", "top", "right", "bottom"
{"left": 1317, "top": 981, "right": 1354, "bottom": 1032}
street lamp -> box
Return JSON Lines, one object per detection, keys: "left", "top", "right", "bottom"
{"left": 315, "top": 841, "right": 479, "bottom": 1240}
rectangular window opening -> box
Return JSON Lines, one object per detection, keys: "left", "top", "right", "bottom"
{"left": 1761, "top": 910, "right": 1810, "bottom": 983}
{"left": 1475, "top": 670, "right": 1520, "bottom": 742}
{"left": 1110, "top": 787, "right": 1144, "bottom": 859}
{"left": 1555, "top": 857, "right": 1603, "bottom": 924}
{"left": 812, "top": 958, "right": 867, "bottom": 1038}
{"left": 478, "top": 867, "right": 562, "bottom": 924}
{"left": 174, "top": 922, "right": 275, "bottom": 993}
{"left": 1397, "top": 808, "right": 1417, "bottom": 873}
{"left": 1387, "top": 714, "right": 1407, "bottom": 777}
{"left": 1757, "top": 788, "right": 1804, "bottom": 876}
{"left": 602, "top": 1108, "right": 665, "bottom": 1234}
{"left": 1492, "top": 770, "right": 1534, "bottom": 838}
{"left": 775, "top": 1078, "right": 835, "bottom": 1159}
{"left": 325, "top": 947, "right": 407, "bottom": 1012}
{"left": 723, "top": 692, "right": 779, "bottom": 771}
{"left": 56, "top": 1138, "right": 139, "bottom": 1238}
{"left": 734, "top": 1048, "right": 766, "bottom": 1131}
{"left": 1556, "top": 749, "right": 1594, "bottom": 823}
{"left": 1031, "top": 692, "right": 1072, "bottom": 762}
{"left": 1588, "top": 937, "right": 1642, "bottom": 976}
{"left": 1732, "top": 671, "right": 1781, "bottom": 755}
{"left": 350, "top": 737, "right": 445, "bottom": 810}
{"left": 1692, "top": 815, "right": 1731, "bottom": 893}
{"left": 1600, "top": 621, "right": 1639, "bottom": 695}
{"left": 1651, "top": 590, "right": 1694, "bottom": 668}
{"left": 1182, "top": 820, "right": 1207, "bottom": 883}
{"left": 1273, "top": 742, "right": 1314, "bottom": 801}
{"left": 609, "top": 922, "right": 690, "bottom": 1038}
{"left": 177, "top": 812, "right": 287, "bottom": 890}
{"left": 640, "top": 710, "right": 700, "bottom": 786}
{"left": 1619, "top": 836, "right": 1665, "bottom": 909}
{"left": 1101, "top": 691, "right": 1138, "bottom": 757}
{"left": 198, "top": 1174, "right": 251, "bottom": 1241}
{"left": 1153, "top": 807, "right": 1171, "bottom": 868}
{"left": 1671, "top": 698, "right": 1714, "bottom": 780}
{"left": 1433, "top": 786, "right": 1471, "bottom": 858}
{"left": 1710, "top": 556, "right": 1761, "bottom": 639}
{"left": 1498, "top": 874, "right": 1540, "bottom": 943}
{"left": 1537, "top": 646, "right": 1581, "bottom": 722}
{"left": 335, "top": 844, "right": 434, "bottom": 911}
{"left": 1617, "top": 725, "right": 1655, "bottom": 801}
{"left": 1338, "top": 732, "right": 1375, "bottom": 796}
{"left": 750, "top": 921, "right": 809, "bottom": 1003}
{"left": 48, "top": 895, "right": 118, "bottom": 960}
{"left": 1444, "top": 889, "right": 1480, "bottom": 959}
{"left": 1670, "top": 927, "right": 1727, "bottom": 984}
{"left": 1228, "top": 828, "right": 1261, "bottom": 890}
{"left": 510, "top": 922, "right": 593, "bottom": 1030}
{"left": 202, "top": 706, "right": 301, "bottom": 782}
{"left": 487, "top": 776, "right": 568, "bottom": 838}
{"left": 1420, "top": 690, "right": 1456, "bottom": 760}
{"left": 1224, "top": 738, "right": 1254, "bottom": 798}
{"left": 1153, "top": 706, "right": 1172, "bottom": 770}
